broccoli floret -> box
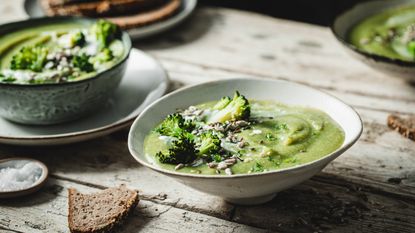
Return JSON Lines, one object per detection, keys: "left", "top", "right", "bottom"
{"left": 213, "top": 96, "right": 231, "bottom": 110}
{"left": 0, "top": 73, "right": 16, "bottom": 83}
{"left": 155, "top": 113, "right": 194, "bottom": 138}
{"left": 91, "top": 20, "right": 120, "bottom": 49}
{"left": 10, "top": 46, "right": 48, "bottom": 72}
{"left": 93, "top": 48, "right": 114, "bottom": 64}
{"left": 408, "top": 41, "right": 415, "bottom": 58}
{"left": 196, "top": 130, "right": 222, "bottom": 156}
{"left": 72, "top": 53, "right": 94, "bottom": 72}
{"left": 207, "top": 91, "right": 250, "bottom": 123}
{"left": 156, "top": 137, "right": 197, "bottom": 164}
{"left": 72, "top": 31, "right": 86, "bottom": 47}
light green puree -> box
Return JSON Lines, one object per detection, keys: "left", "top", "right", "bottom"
{"left": 349, "top": 5, "right": 415, "bottom": 61}
{"left": 0, "top": 20, "right": 124, "bottom": 84}
{"left": 145, "top": 100, "right": 344, "bottom": 175}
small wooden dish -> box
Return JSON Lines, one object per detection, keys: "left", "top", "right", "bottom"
{"left": 0, "top": 157, "right": 49, "bottom": 198}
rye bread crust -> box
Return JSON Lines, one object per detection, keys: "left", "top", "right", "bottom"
{"left": 68, "top": 185, "right": 139, "bottom": 233}
{"left": 387, "top": 114, "right": 415, "bottom": 141}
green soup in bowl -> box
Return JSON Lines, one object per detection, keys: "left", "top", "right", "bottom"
{"left": 332, "top": 0, "right": 415, "bottom": 81}
{"left": 144, "top": 95, "right": 345, "bottom": 175}
{"left": 349, "top": 5, "right": 415, "bottom": 62}
{"left": 0, "top": 17, "right": 132, "bottom": 125}
{"left": 128, "top": 78, "right": 362, "bottom": 205}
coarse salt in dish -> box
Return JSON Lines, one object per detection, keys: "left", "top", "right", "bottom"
{"left": 0, "top": 160, "right": 43, "bottom": 192}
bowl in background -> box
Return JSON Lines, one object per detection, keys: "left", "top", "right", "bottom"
{"left": 0, "top": 17, "right": 132, "bottom": 125}
{"left": 128, "top": 78, "right": 363, "bottom": 205}
{"left": 332, "top": 0, "right": 415, "bottom": 81}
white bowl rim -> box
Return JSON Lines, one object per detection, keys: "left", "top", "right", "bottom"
{"left": 128, "top": 77, "right": 363, "bottom": 179}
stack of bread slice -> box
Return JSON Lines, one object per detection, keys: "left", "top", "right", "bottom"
{"left": 40, "top": 0, "right": 182, "bottom": 29}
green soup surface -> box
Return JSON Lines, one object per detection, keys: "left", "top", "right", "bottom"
{"left": 0, "top": 20, "right": 125, "bottom": 84}
{"left": 349, "top": 5, "right": 415, "bottom": 61}
{"left": 144, "top": 95, "right": 345, "bottom": 175}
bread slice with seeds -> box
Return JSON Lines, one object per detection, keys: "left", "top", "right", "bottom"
{"left": 68, "top": 185, "right": 139, "bottom": 233}
{"left": 387, "top": 114, "right": 415, "bottom": 141}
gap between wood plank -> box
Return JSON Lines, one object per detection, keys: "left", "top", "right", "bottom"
{"left": 313, "top": 173, "right": 415, "bottom": 203}
{"left": 0, "top": 226, "right": 25, "bottom": 233}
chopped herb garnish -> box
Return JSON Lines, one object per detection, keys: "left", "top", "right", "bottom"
{"left": 72, "top": 54, "right": 94, "bottom": 72}
{"left": 212, "top": 154, "right": 223, "bottom": 162}
{"left": 251, "top": 162, "right": 265, "bottom": 173}
{"left": 266, "top": 133, "right": 276, "bottom": 141}
{"left": 276, "top": 123, "right": 288, "bottom": 131}
{"left": 0, "top": 75, "right": 16, "bottom": 82}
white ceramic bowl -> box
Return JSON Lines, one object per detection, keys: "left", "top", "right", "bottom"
{"left": 332, "top": 0, "right": 415, "bottom": 81}
{"left": 128, "top": 78, "right": 362, "bottom": 205}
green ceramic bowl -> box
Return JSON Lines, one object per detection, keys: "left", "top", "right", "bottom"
{"left": 0, "top": 17, "right": 132, "bottom": 125}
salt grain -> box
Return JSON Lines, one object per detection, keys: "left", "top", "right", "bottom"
{"left": 0, "top": 161, "right": 43, "bottom": 192}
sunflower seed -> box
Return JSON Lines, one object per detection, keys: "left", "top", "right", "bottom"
{"left": 224, "top": 158, "right": 237, "bottom": 165}
{"left": 217, "top": 162, "right": 228, "bottom": 170}
{"left": 175, "top": 164, "right": 184, "bottom": 170}
{"left": 208, "top": 162, "right": 218, "bottom": 168}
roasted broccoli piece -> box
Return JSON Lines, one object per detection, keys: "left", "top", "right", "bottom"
{"left": 207, "top": 91, "right": 250, "bottom": 123}
{"left": 91, "top": 20, "right": 120, "bottom": 49}
{"left": 92, "top": 48, "right": 114, "bottom": 65}
{"left": 10, "top": 46, "right": 48, "bottom": 72}
{"left": 156, "top": 137, "right": 197, "bottom": 164}
{"left": 72, "top": 53, "right": 94, "bottom": 72}
{"left": 213, "top": 96, "right": 231, "bottom": 110}
{"left": 196, "top": 130, "right": 222, "bottom": 156}
{"left": 155, "top": 113, "right": 194, "bottom": 138}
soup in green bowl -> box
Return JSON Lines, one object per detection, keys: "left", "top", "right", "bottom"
{"left": 0, "top": 19, "right": 125, "bottom": 84}
{"left": 0, "top": 17, "right": 131, "bottom": 125}
{"left": 349, "top": 5, "right": 415, "bottom": 62}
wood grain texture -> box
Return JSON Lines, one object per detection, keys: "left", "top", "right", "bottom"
{"left": 0, "top": 2, "right": 414, "bottom": 233}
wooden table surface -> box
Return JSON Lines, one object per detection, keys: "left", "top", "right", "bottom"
{"left": 1, "top": 1, "right": 415, "bottom": 233}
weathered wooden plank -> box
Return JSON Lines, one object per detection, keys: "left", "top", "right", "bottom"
{"left": 137, "top": 8, "right": 415, "bottom": 113}
{"left": 0, "top": 0, "right": 26, "bottom": 24}
{"left": 157, "top": 57, "right": 415, "bottom": 115}
{"left": 0, "top": 139, "right": 235, "bottom": 220}
{"left": 232, "top": 177, "right": 415, "bottom": 233}
{"left": 1, "top": 162, "right": 413, "bottom": 233}
{"left": 0, "top": 178, "right": 265, "bottom": 233}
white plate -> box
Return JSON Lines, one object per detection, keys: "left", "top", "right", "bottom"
{"left": 0, "top": 49, "right": 169, "bottom": 146}
{"left": 23, "top": 0, "right": 197, "bottom": 40}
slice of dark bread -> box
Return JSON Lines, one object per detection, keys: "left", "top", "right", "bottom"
{"left": 40, "top": 0, "right": 165, "bottom": 17}
{"left": 387, "top": 114, "right": 415, "bottom": 141}
{"left": 106, "top": 0, "right": 181, "bottom": 29}
{"left": 68, "top": 185, "right": 139, "bottom": 233}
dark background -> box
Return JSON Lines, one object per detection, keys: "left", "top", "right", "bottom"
{"left": 200, "top": 0, "right": 365, "bottom": 26}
